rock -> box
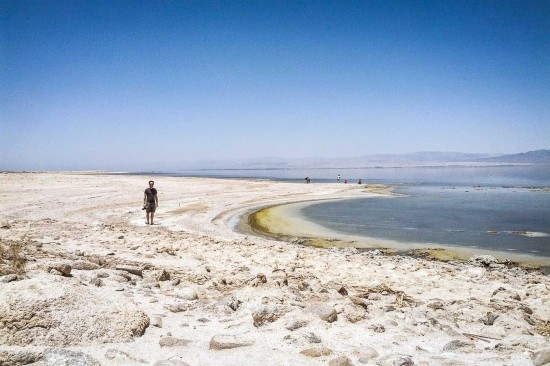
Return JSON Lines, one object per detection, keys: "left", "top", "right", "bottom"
{"left": 427, "top": 301, "right": 444, "bottom": 310}
{"left": 285, "top": 317, "right": 309, "bottom": 331}
{"left": 304, "top": 303, "right": 337, "bottom": 323}
{"left": 175, "top": 287, "right": 198, "bottom": 300}
{"left": 145, "top": 269, "right": 171, "bottom": 282}
{"left": 304, "top": 332, "right": 322, "bottom": 343}
{"left": 0, "top": 350, "right": 42, "bottom": 366}
{"left": 481, "top": 312, "right": 498, "bottom": 325}
{"left": 369, "top": 324, "right": 385, "bottom": 333}
{"left": 104, "top": 349, "right": 147, "bottom": 363}
{"left": 156, "top": 270, "right": 171, "bottom": 281}
{"left": 159, "top": 336, "right": 192, "bottom": 347}
{"left": 442, "top": 340, "right": 472, "bottom": 351}
{"left": 343, "top": 304, "right": 368, "bottom": 323}
{"left": 252, "top": 304, "right": 288, "bottom": 327}
{"left": 226, "top": 296, "right": 242, "bottom": 311}
{"left": 349, "top": 296, "right": 370, "bottom": 309}
{"left": 330, "top": 355, "right": 355, "bottom": 366}
{"left": 0, "top": 274, "right": 18, "bottom": 283}
{"left": 153, "top": 361, "right": 190, "bottom": 366}
{"left": 470, "top": 255, "right": 499, "bottom": 266}
{"left": 209, "top": 335, "right": 254, "bottom": 350}
{"left": 532, "top": 348, "right": 550, "bottom": 366}
{"left": 80, "top": 274, "right": 94, "bottom": 282}
{"left": 48, "top": 262, "right": 71, "bottom": 276}
{"left": 466, "top": 267, "right": 485, "bottom": 278}
{"left": 40, "top": 349, "right": 101, "bottom": 366}
{"left": 151, "top": 316, "right": 163, "bottom": 327}
{"left": 164, "top": 302, "right": 191, "bottom": 313}
{"left": 338, "top": 286, "right": 349, "bottom": 296}
{"left": 71, "top": 260, "right": 100, "bottom": 271}
{"left": 250, "top": 273, "right": 267, "bottom": 287}
{"left": 300, "top": 347, "right": 333, "bottom": 357}
{"left": 355, "top": 346, "right": 379, "bottom": 363}
{"left": 298, "top": 281, "right": 311, "bottom": 291}
{"left": 376, "top": 354, "right": 414, "bottom": 366}
{"left": 116, "top": 265, "right": 143, "bottom": 277}
{"left": 92, "top": 278, "right": 104, "bottom": 287}
{"left": 0, "top": 275, "right": 149, "bottom": 346}
{"left": 96, "top": 271, "right": 110, "bottom": 278}
{"left": 170, "top": 278, "right": 181, "bottom": 286}
{"left": 271, "top": 269, "right": 288, "bottom": 286}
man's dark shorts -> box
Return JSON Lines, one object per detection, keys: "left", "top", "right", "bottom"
{"left": 146, "top": 202, "right": 156, "bottom": 213}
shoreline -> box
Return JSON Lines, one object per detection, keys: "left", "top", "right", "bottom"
{"left": 1, "top": 172, "right": 549, "bottom": 366}
{"left": 244, "top": 197, "right": 550, "bottom": 272}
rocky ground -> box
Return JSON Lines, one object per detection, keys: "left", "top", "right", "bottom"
{"left": 0, "top": 172, "right": 549, "bottom": 366}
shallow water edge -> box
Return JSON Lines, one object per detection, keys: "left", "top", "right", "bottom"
{"left": 243, "top": 196, "right": 550, "bottom": 273}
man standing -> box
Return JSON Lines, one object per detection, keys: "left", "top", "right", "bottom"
{"left": 143, "top": 180, "right": 158, "bottom": 225}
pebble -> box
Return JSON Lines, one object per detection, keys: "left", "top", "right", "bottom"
{"left": 104, "top": 349, "right": 147, "bottom": 363}
{"left": 304, "top": 303, "right": 337, "bottom": 323}
{"left": 209, "top": 335, "right": 254, "bottom": 350}
{"left": 329, "top": 355, "right": 355, "bottom": 366}
{"left": 532, "top": 348, "right": 550, "bottom": 366}
{"left": 355, "top": 346, "right": 379, "bottom": 363}
{"left": 115, "top": 265, "right": 143, "bottom": 277}
{"left": 151, "top": 316, "right": 163, "bottom": 328}
{"left": 285, "top": 317, "right": 309, "bottom": 331}
{"left": 376, "top": 354, "right": 414, "bottom": 366}
{"left": 175, "top": 287, "right": 198, "bottom": 301}
{"left": 0, "top": 274, "right": 18, "bottom": 283}
{"left": 300, "top": 347, "right": 333, "bottom": 358}
{"left": 252, "top": 304, "right": 287, "bottom": 327}
{"left": 442, "top": 340, "right": 472, "bottom": 351}
{"left": 225, "top": 295, "right": 242, "bottom": 311}
{"left": 159, "top": 336, "right": 192, "bottom": 347}
{"left": 41, "top": 349, "right": 100, "bottom": 366}
{"left": 304, "top": 332, "right": 322, "bottom": 343}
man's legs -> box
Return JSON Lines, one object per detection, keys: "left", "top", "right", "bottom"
{"left": 146, "top": 211, "right": 150, "bottom": 224}
{"left": 150, "top": 212, "right": 154, "bottom": 225}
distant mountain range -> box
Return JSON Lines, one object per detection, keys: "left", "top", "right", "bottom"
{"left": 477, "top": 149, "right": 550, "bottom": 164}
{"left": 171, "top": 149, "right": 550, "bottom": 170}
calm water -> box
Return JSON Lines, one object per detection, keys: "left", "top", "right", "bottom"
{"left": 302, "top": 186, "right": 550, "bottom": 257}
{"left": 154, "top": 164, "right": 550, "bottom": 187}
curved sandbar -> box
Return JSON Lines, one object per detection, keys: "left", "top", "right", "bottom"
{"left": 247, "top": 194, "right": 550, "bottom": 268}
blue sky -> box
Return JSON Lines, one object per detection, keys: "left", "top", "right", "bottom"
{"left": 1, "top": 1, "right": 549, "bottom": 170}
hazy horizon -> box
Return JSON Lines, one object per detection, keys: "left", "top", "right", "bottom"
{"left": 2, "top": 1, "right": 549, "bottom": 171}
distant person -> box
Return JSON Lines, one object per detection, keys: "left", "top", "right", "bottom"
{"left": 344, "top": 179, "right": 348, "bottom": 184}
{"left": 358, "top": 179, "right": 362, "bottom": 184}
{"left": 337, "top": 174, "right": 341, "bottom": 182}
{"left": 143, "top": 180, "right": 158, "bottom": 225}
{"left": 304, "top": 177, "right": 311, "bottom": 184}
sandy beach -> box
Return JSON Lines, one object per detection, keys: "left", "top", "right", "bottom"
{"left": 1, "top": 172, "right": 549, "bottom": 366}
